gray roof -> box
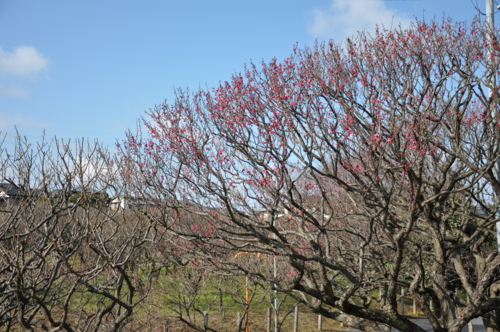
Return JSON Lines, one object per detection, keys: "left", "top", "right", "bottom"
{"left": 0, "top": 183, "right": 19, "bottom": 196}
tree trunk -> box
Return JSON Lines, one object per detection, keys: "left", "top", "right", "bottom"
{"left": 484, "top": 282, "right": 500, "bottom": 332}
{"left": 483, "top": 310, "right": 500, "bottom": 332}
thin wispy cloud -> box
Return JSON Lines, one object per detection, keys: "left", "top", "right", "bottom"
{"left": 0, "top": 112, "right": 51, "bottom": 131}
{"left": 0, "top": 46, "right": 48, "bottom": 77}
{"left": 309, "top": 0, "right": 411, "bottom": 40}
{"left": 0, "top": 84, "right": 29, "bottom": 98}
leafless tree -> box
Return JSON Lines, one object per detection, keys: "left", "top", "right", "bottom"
{"left": 0, "top": 135, "right": 161, "bottom": 331}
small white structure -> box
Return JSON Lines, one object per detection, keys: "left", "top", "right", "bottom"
{"left": 110, "top": 196, "right": 155, "bottom": 211}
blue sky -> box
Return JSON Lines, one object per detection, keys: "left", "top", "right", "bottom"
{"left": 0, "top": 0, "right": 494, "bottom": 151}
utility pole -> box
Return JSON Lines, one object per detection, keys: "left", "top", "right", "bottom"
{"left": 273, "top": 214, "right": 282, "bottom": 332}
{"left": 487, "top": 0, "right": 500, "bottom": 253}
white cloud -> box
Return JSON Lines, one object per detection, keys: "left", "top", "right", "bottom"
{"left": 0, "top": 46, "right": 48, "bottom": 77}
{"left": 309, "top": 0, "right": 411, "bottom": 40}
{"left": 0, "top": 112, "right": 51, "bottom": 131}
{"left": 0, "top": 84, "right": 29, "bottom": 98}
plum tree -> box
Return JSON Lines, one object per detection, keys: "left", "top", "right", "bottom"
{"left": 123, "top": 17, "right": 500, "bottom": 332}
